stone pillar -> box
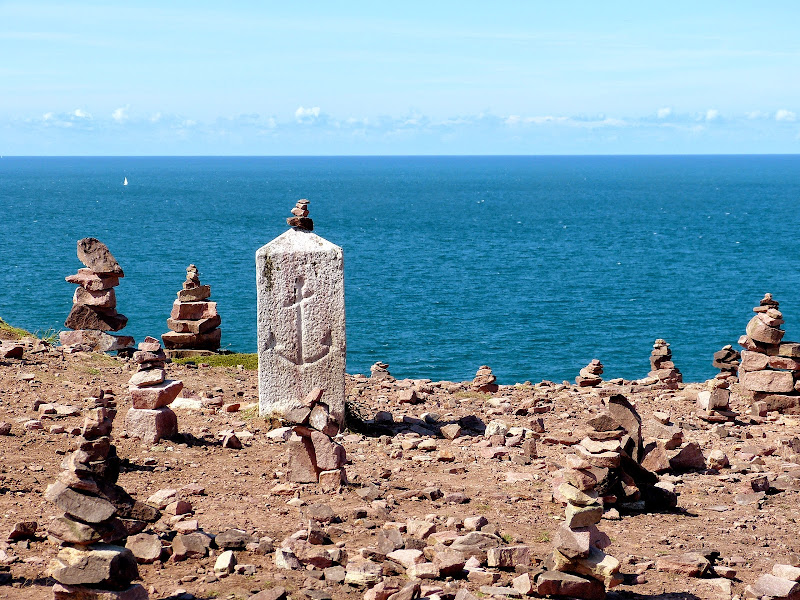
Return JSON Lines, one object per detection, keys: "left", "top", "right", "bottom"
{"left": 256, "top": 200, "right": 346, "bottom": 425}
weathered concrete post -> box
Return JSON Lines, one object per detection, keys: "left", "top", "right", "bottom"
{"left": 256, "top": 200, "right": 346, "bottom": 425}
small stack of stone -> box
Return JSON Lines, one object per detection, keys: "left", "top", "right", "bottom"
{"left": 45, "top": 390, "right": 158, "bottom": 599}
{"left": 124, "top": 337, "right": 181, "bottom": 445}
{"left": 738, "top": 294, "right": 800, "bottom": 415}
{"left": 161, "top": 265, "right": 221, "bottom": 356}
{"left": 648, "top": 339, "right": 682, "bottom": 388}
{"left": 576, "top": 360, "right": 603, "bottom": 387}
{"left": 287, "top": 198, "right": 313, "bottom": 231}
{"left": 472, "top": 365, "right": 499, "bottom": 393}
{"left": 370, "top": 361, "right": 393, "bottom": 382}
{"left": 285, "top": 388, "right": 346, "bottom": 489}
{"left": 713, "top": 344, "right": 740, "bottom": 378}
{"left": 697, "top": 377, "right": 735, "bottom": 422}
{"left": 539, "top": 451, "right": 622, "bottom": 598}
{"left": 60, "top": 238, "right": 134, "bottom": 353}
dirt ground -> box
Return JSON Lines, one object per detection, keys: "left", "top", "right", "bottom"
{"left": 1, "top": 338, "right": 799, "bottom": 600}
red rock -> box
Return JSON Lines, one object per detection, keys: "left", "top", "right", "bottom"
{"left": 170, "top": 301, "right": 217, "bottom": 320}
{"left": 0, "top": 343, "right": 24, "bottom": 359}
{"left": 123, "top": 407, "right": 177, "bottom": 444}
{"left": 655, "top": 552, "right": 710, "bottom": 576}
{"left": 66, "top": 268, "right": 120, "bottom": 290}
{"left": 287, "top": 435, "right": 319, "bottom": 483}
{"left": 74, "top": 287, "right": 116, "bottom": 308}
{"left": 59, "top": 330, "right": 134, "bottom": 352}
{"left": 177, "top": 285, "right": 211, "bottom": 302}
{"left": 138, "top": 337, "right": 161, "bottom": 352}
{"left": 76, "top": 238, "right": 124, "bottom": 275}
{"left": 741, "top": 370, "right": 795, "bottom": 393}
{"left": 166, "top": 315, "right": 221, "bottom": 334}
{"left": 161, "top": 329, "right": 221, "bottom": 350}
{"left": 536, "top": 570, "right": 605, "bottom": 600}
{"left": 669, "top": 442, "right": 706, "bottom": 471}
{"left": 129, "top": 379, "right": 183, "bottom": 409}
{"left": 746, "top": 315, "right": 785, "bottom": 345}
{"left": 65, "top": 305, "right": 128, "bottom": 332}
{"left": 310, "top": 430, "right": 346, "bottom": 470}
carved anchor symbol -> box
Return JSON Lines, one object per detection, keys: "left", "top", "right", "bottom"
{"left": 274, "top": 276, "right": 332, "bottom": 368}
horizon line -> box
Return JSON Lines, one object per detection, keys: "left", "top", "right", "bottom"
{"left": 2, "top": 152, "right": 800, "bottom": 159}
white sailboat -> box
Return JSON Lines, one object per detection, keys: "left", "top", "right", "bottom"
{"left": 123, "top": 177, "right": 128, "bottom": 186}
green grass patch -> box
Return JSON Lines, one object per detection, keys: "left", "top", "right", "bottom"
{"left": 0, "top": 317, "right": 33, "bottom": 340}
{"left": 172, "top": 353, "right": 258, "bottom": 370}
{"left": 535, "top": 531, "right": 551, "bottom": 543}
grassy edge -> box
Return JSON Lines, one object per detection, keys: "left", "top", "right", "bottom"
{"left": 0, "top": 317, "right": 34, "bottom": 340}
{"left": 172, "top": 352, "right": 258, "bottom": 370}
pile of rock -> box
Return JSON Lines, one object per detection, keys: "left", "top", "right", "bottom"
{"left": 472, "top": 366, "right": 499, "bottom": 394}
{"left": 45, "top": 389, "right": 159, "bottom": 599}
{"left": 124, "top": 337, "right": 182, "bottom": 445}
{"left": 285, "top": 388, "right": 347, "bottom": 489}
{"left": 161, "top": 264, "right": 221, "bottom": 356}
{"left": 648, "top": 339, "right": 682, "bottom": 388}
{"left": 737, "top": 294, "right": 800, "bottom": 415}
{"left": 370, "top": 361, "right": 393, "bottom": 382}
{"left": 576, "top": 360, "right": 603, "bottom": 387}
{"left": 60, "top": 238, "right": 134, "bottom": 353}
{"left": 713, "top": 344, "right": 740, "bottom": 378}
{"left": 287, "top": 199, "right": 313, "bottom": 231}
{"left": 540, "top": 448, "right": 621, "bottom": 598}
{"left": 745, "top": 564, "right": 800, "bottom": 599}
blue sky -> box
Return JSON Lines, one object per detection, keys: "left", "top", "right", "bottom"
{"left": 2, "top": 1, "right": 799, "bottom": 155}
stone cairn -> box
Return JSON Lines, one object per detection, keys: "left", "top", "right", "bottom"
{"left": 738, "top": 293, "right": 800, "bottom": 415}
{"left": 472, "top": 365, "right": 499, "bottom": 393}
{"left": 285, "top": 388, "right": 347, "bottom": 491}
{"left": 161, "top": 264, "right": 221, "bottom": 356}
{"left": 60, "top": 238, "right": 134, "bottom": 353}
{"left": 287, "top": 198, "right": 313, "bottom": 230}
{"left": 648, "top": 339, "right": 682, "bottom": 388}
{"left": 124, "top": 337, "right": 182, "bottom": 445}
{"left": 576, "top": 359, "right": 603, "bottom": 387}
{"left": 45, "top": 389, "right": 159, "bottom": 599}
{"left": 370, "top": 361, "right": 393, "bottom": 382}
{"left": 713, "top": 344, "right": 740, "bottom": 378}
{"left": 540, "top": 447, "right": 621, "bottom": 598}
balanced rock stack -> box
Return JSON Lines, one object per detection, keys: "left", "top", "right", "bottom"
{"left": 738, "top": 294, "right": 800, "bottom": 415}
{"left": 648, "top": 339, "right": 682, "bottom": 388}
{"left": 472, "top": 365, "right": 499, "bottom": 393}
{"left": 539, "top": 450, "right": 622, "bottom": 598}
{"left": 161, "top": 264, "right": 221, "bottom": 355}
{"left": 713, "top": 344, "right": 740, "bottom": 378}
{"left": 124, "top": 337, "right": 181, "bottom": 445}
{"left": 45, "top": 389, "right": 159, "bottom": 600}
{"left": 285, "top": 388, "right": 346, "bottom": 489}
{"left": 576, "top": 359, "right": 604, "bottom": 387}
{"left": 287, "top": 198, "right": 313, "bottom": 231}
{"left": 60, "top": 238, "right": 134, "bottom": 353}
{"left": 370, "top": 361, "right": 393, "bottom": 382}
{"left": 697, "top": 378, "right": 735, "bottom": 422}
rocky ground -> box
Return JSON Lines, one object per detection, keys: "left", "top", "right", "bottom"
{"left": 1, "top": 334, "right": 800, "bottom": 600}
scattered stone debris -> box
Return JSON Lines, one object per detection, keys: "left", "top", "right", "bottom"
{"left": 576, "top": 359, "right": 603, "bottom": 387}
{"left": 162, "top": 264, "right": 222, "bottom": 356}
{"left": 45, "top": 389, "right": 159, "bottom": 599}
{"left": 745, "top": 563, "right": 800, "bottom": 599}
{"left": 124, "top": 337, "right": 181, "bottom": 444}
{"left": 737, "top": 293, "right": 800, "bottom": 415}
{"left": 60, "top": 238, "right": 134, "bottom": 353}
{"left": 648, "top": 339, "right": 682, "bottom": 388}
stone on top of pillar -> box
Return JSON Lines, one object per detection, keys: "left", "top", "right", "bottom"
{"left": 256, "top": 199, "right": 346, "bottom": 425}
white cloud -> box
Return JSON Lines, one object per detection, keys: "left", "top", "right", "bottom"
{"left": 775, "top": 109, "right": 796, "bottom": 122}
{"left": 112, "top": 106, "right": 129, "bottom": 122}
{"left": 704, "top": 109, "right": 720, "bottom": 121}
{"left": 295, "top": 106, "right": 321, "bottom": 122}
{"left": 150, "top": 112, "right": 162, "bottom": 123}
{"left": 42, "top": 112, "right": 54, "bottom": 121}
{"left": 746, "top": 110, "right": 768, "bottom": 120}
{"left": 657, "top": 107, "right": 672, "bottom": 119}
{"left": 73, "top": 108, "right": 91, "bottom": 119}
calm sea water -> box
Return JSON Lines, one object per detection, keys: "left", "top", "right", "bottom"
{"left": 1, "top": 156, "right": 799, "bottom": 384}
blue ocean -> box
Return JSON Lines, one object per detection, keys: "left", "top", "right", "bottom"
{"left": 1, "top": 156, "right": 798, "bottom": 384}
